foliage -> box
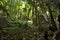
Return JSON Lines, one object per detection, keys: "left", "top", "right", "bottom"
{"left": 0, "top": 0, "right": 60, "bottom": 40}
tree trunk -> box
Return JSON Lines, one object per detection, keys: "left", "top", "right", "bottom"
{"left": 47, "top": 5, "right": 57, "bottom": 31}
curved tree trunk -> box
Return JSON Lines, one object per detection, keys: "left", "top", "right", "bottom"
{"left": 47, "top": 5, "right": 57, "bottom": 31}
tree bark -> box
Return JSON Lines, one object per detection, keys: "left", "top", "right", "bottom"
{"left": 47, "top": 5, "right": 57, "bottom": 31}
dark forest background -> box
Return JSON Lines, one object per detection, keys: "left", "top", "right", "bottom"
{"left": 0, "top": 0, "right": 60, "bottom": 40}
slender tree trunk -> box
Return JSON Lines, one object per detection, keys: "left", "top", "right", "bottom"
{"left": 32, "top": 0, "right": 37, "bottom": 25}
{"left": 28, "top": 7, "right": 31, "bottom": 18}
{"left": 47, "top": 5, "right": 57, "bottom": 31}
{"left": 32, "top": 7, "right": 34, "bottom": 24}
{"left": 58, "top": 5, "right": 60, "bottom": 30}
